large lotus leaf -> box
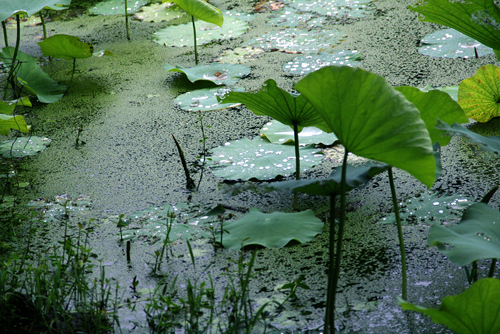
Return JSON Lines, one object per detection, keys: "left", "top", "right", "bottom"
{"left": 400, "top": 278, "right": 500, "bottom": 334}
{"left": 428, "top": 203, "right": 500, "bottom": 266}
{"left": 38, "top": 34, "right": 93, "bottom": 60}
{"left": 290, "top": 0, "right": 375, "bottom": 18}
{"left": 165, "top": 62, "right": 250, "bottom": 85}
{"left": 153, "top": 15, "right": 248, "bottom": 47}
{"left": 0, "top": 0, "right": 71, "bottom": 21}
{"left": 133, "top": 2, "right": 186, "bottom": 22}
{"left": 89, "top": 0, "right": 147, "bottom": 15}
{"left": 0, "top": 114, "right": 30, "bottom": 135}
{"left": 222, "top": 208, "right": 324, "bottom": 249}
{"left": 220, "top": 79, "right": 330, "bottom": 133}
{"left": 244, "top": 28, "right": 346, "bottom": 53}
{"left": 0, "top": 97, "right": 32, "bottom": 115}
{"left": 419, "top": 28, "right": 494, "bottom": 59}
{"left": 379, "top": 191, "right": 473, "bottom": 225}
{"left": 0, "top": 47, "right": 67, "bottom": 103}
{"left": 295, "top": 66, "right": 436, "bottom": 188}
{"left": 283, "top": 50, "right": 362, "bottom": 76}
{"left": 0, "top": 136, "right": 51, "bottom": 158}
{"left": 173, "top": 0, "right": 223, "bottom": 27}
{"left": 408, "top": 0, "right": 500, "bottom": 57}
{"left": 215, "top": 47, "right": 264, "bottom": 64}
{"left": 420, "top": 84, "right": 459, "bottom": 102}
{"left": 260, "top": 120, "right": 338, "bottom": 145}
{"left": 206, "top": 136, "right": 324, "bottom": 181}
{"left": 174, "top": 86, "right": 245, "bottom": 112}
{"left": 395, "top": 86, "right": 467, "bottom": 146}
{"left": 458, "top": 64, "right": 500, "bottom": 122}
{"left": 436, "top": 120, "right": 500, "bottom": 156}
{"left": 267, "top": 9, "right": 327, "bottom": 28}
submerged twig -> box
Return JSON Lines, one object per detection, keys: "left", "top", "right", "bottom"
{"left": 172, "top": 134, "right": 196, "bottom": 191}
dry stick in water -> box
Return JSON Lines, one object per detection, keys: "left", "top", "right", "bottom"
{"left": 172, "top": 134, "right": 196, "bottom": 190}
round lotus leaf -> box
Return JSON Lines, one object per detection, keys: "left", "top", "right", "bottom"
{"left": 260, "top": 120, "right": 338, "bottom": 145}
{"left": 206, "top": 136, "right": 324, "bottom": 181}
{"left": 244, "top": 28, "right": 346, "bottom": 53}
{"left": 222, "top": 208, "right": 324, "bottom": 249}
{"left": 267, "top": 8, "right": 326, "bottom": 28}
{"left": 175, "top": 86, "right": 245, "bottom": 112}
{"left": 223, "top": 10, "right": 255, "bottom": 22}
{"left": 283, "top": 50, "right": 362, "bottom": 75}
{"left": 459, "top": 64, "right": 500, "bottom": 122}
{"left": 164, "top": 62, "right": 251, "bottom": 85}
{"left": 38, "top": 34, "right": 93, "bottom": 60}
{"left": 419, "top": 28, "right": 494, "bottom": 59}
{"left": 153, "top": 15, "right": 248, "bottom": 47}
{"left": 132, "top": 2, "right": 186, "bottom": 22}
{"left": 290, "top": 0, "right": 375, "bottom": 18}
{"left": 0, "top": 136, "right": 51, "bottom": 158}
{"left": 420, "top": 84, "right": 459, "bottom": 102}
{"left": 89, "top": 0, "right": 147, "bottom": 15}
{"left": 215, "top": 47, "right": 265, "bottom": 64}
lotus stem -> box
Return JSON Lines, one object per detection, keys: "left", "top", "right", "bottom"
{"left": 40, "top": 13, "right": 47, "bottom": 39}
{"left": 489, "top": 259, "right": 497, "bottom": 278}
{"left": 197, "top": 110, "right": 206, "bottom": 191}
{"left": 325, "top": 149, "right": 348, "bottom": 334}
{"left": 172, "top": 134, "right": 196, "bottom": 191}
{"left": 124, "top": 0, "right": 130, "bottom": 40}
{"left": 324, "top": 193, "right": 337, "bottom": 332}
{"left": 191, "top": 15, "right": 198, "bottom": 65}
{"left": 71, "top": 58, "right": 76, "bottom": 81}
{"left": 2, "top": 20, "right": 7, "bottom": 46}
{"left": 3, "top": 15, "right": 20, "bottom": 100}
{"left": 293, "top": 122, "right": 300, "bottom": 210}
{"left": 388, "top": 168, "right": 407, "bottom": 300}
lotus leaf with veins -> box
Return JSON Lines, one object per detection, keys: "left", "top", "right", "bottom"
{"left": 133, "top": 2, "right": 186, "bottom": 22}
{"left": 206, "top": 136, "right": 324, "bottom": 181}
{"left": 283, "top": 50, "right": 362, "bottom": 76}
{"left": 419, "top": 84, "right": 459, "bottom": 102}
{"left": 153, "top": 15, "right": 248, "bottom": 47}
{"left": 244, "top": 28, "right": 346, "bottom": 53}
{"left": 174, "top": 86, "right": 245, "bottom": 112}
{"left": 419, "top": 28, "right": 494, "bottom": 59}
{"left": 458, "top": 64, "right": 500, "bottom": 122}
{"left": 0, "top": 0, "right": 71, "bottom": 21}
{"left": 0, "top": 136, "right": 51, "bottom": 158}
{"left": 89, "top": 0, "right": 147, "bottom": 15}
{"left": 164, "top": 62, "right": 251, "bottom": 85}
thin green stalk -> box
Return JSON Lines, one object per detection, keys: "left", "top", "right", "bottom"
{"left": 40, "top": 13, "right": 47, "bottom": 39}
{"left": 388, "top": 168, "right": 407, "bottom": 300}
{"left": 191, "top": 15, "right": 198, "bottom": 65}
{"left": 124, "top": 0, "right": 130, "bottom": 40}
{"left": 71, "top": 58, "right": 76, "bottom": 81}
{"left": 2, "top": 21, "right": 8, "bottom": 46}
{"left": 292, "top": 122, "right": 300, "bottom": 210}
{"left": 172, "top": 134, "right": 196, "bottom": 190}
{"left": 325, "top": 149, "right": 348, "bottom": 334}
{"left": 3, "top": 15, "right": 20, "bottom": 100}
{"left": 197, "top": 111, "right": 206, "bottom": 191}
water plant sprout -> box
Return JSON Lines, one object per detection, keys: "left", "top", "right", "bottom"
{"left": 172, "top": 0, "right": 223, "bottom": 65}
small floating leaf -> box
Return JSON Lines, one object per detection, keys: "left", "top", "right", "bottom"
{"left": 418, "top": 28, "right": 493, "bottom": 59}
{"left": 458, "top": 64, "right": 500, "bottom": 123}
{"left": 400, "top": 278, "right": 500, "bottom": 334}
{"left": 174, "top": 86, "right": 245, "bottom": 112}
{"left": 0, "top": 114, "right": 30, "bottom": 135}
{"left": 222, "top": 208, "right": 324, "bottom": 249}
{"left": 260, "top": 120, "right": 337, "bottom": 145}
{"left": 283, "top": 50, "right": 362, "bottom": 76}
{"left": 244, "top": 28, "right": 346, "bottom": 53}
{"left": 206, "top": 136, "right": 324, "bottom": 181}
{"left": 164, "top": 62, "right": 251, "bottom": 85}
{"left": 38, "top": 34, "right": 93, "bottom": 60}
{"left": 133, "top": 2, "right": 186, "bottom": 22}
{"left": 153, "top": 15, "right": 248, "bottom": 47}
{"left": 291, "top": 0, "right": 375, "bottom": 18}
{"left": 89, "top": 0, "right": 147, "bottom": 15}
{"left": 0, "top": 136, "right": 51, "bottom": 158}
{"left": 215, "top": 47, "right": 264, "bottom": 64}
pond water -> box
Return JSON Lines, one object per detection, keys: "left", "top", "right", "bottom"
{"left": 2, "top": 0, "right": 500, "bottom": 332}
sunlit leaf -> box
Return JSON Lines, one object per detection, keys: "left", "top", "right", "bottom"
{"left": 38, "top": 34, "right": 93, "bottom": 60}
{"left": 222, "top": 208, "right": 324, "bottom": 249}
{"left": 0, "top": 0, "right": 71, "bottom": 21}
{"left": 133, "top": 2, "right": 186, "bottom": 22}
{"left": 458, "top": 64, "right": 500, "bottom": 122}
{"left": 283, "top": 50, "right": 362, "bottom": 76}
{"left": 400, "top": 278, "right": 500, "bottom": 334}
{"left": 174, "top": 86, "right": 244, "bottom": 112}
{"left": 173, "top": 0, "right": 223, "bottom": 26}
{"left": 291, "top": 0, "right": 375, "bottom": 18}
{"left": 0, "top": 114, "right": 30, "bottom": 135}
{"left": 260, "top": 120, "right": 337, "bottom": 145}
